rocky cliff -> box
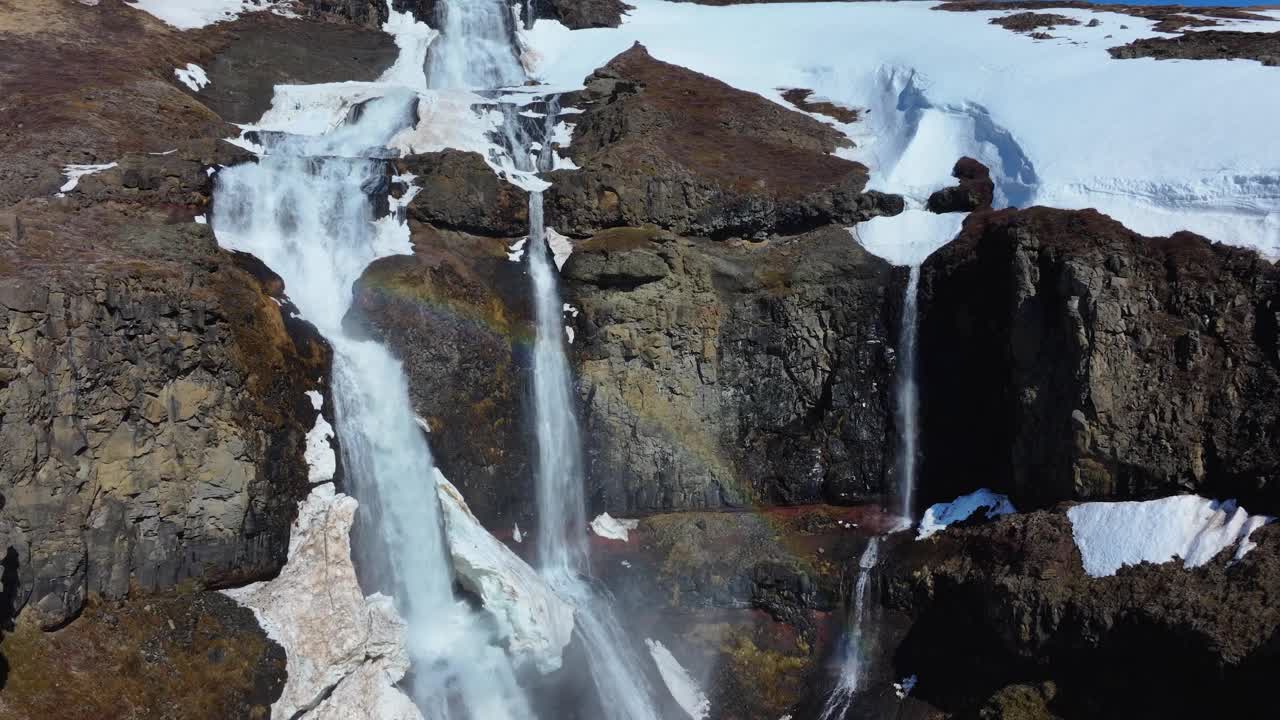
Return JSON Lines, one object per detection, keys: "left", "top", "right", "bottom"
{"left": 918, "top": 207, "right": 1280, "bottom": 513}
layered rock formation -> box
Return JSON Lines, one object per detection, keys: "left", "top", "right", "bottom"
{"left": 886, "top": 511, "right": 1280, "bottom": 717}
{"left": 545, "top": 45, "right": 903, "bottom": 239}
{"left": 563, "top": 225, "right": 900, "bottom": 513}
{"left": 918, "top": 207, "right": 1280, "bottom": 512}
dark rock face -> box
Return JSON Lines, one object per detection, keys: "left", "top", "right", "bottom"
{"left": 400, "top": 151, "right": 530, "bottom": 237}
{"left": 546, "top": 45, "right": 903, "bottom": 239}
{"left": 990, "top": 11, "right": 1079, "bottom": 32}
{"left": 0, "top": 201, "right": 329, "bottom": 629}
{"left": 563, "top": 225, "right": 899, "bottom": 514}
{"left": 918, "top": 207, "right": 1280, "bottom": 512}
{"left": 302, "top": 0, "right": 437, "bottom": 27}
{"left": 532, "top": 0, "right": 632, "bottom": 29}
{"left": 1109, "top": 30, "right": 1280, "bottom": 66}
{"left": 194, "top": 14, "right": 398, "bottom": 124}
{"left": 885, "top": 511, "right": 1280, "bottom": 717}
{"left": 926, "top": 156, "right": 995, "bottom": 214}
{"left": 349, "top": 222, "right": 535, "bottom": 528}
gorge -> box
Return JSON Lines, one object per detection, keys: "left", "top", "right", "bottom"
{"left": 1, "top": 1, "right": 1279, "bottom": 719}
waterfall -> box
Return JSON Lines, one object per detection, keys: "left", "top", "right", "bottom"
{"left": 522, "top": 98, "right": 663, "bottom": 720}
{"left": 896, "top": 265, "right": 922, "bottom": 525}
{"left": 426, "top": 0, "right": 525, "bottom": 90}
{"left": 818, "top": 537, "right": 882, "bottom": 720}
{"left": 212, "top": 74, "right": 532, "bottom": 720}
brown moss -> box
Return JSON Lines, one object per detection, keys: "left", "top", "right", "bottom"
{"left": 0, "top": 592, "right": 283, "bottom": 720}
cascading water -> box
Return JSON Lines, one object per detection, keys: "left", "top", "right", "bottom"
{"left": 818, "top": 537, "right": 882, "bottom": 720}
{"left": 211, "top": 60, "right": 532, "bottom": 720}
{"left": 896, "top": 265, "right": 922, "bottom": 526}
{"left": 426, "top": 0, "right": 525, "bottom": 90}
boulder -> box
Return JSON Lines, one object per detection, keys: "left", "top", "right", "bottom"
{"left": 563, "top": 225, "right": 899, "bottom": 513}
{"left": 0, "top": 201, "right": 329, "bottom": 628}
{"left": 545, "top": 45, "right": 903, "bottom": 239}
{"left": 925, "top": 156, "right": 994, "bottom": 213}
{"left": 348, "top": 221, "right": 534, "bottom": 528}
{"left": 917, "top": 207, "right": 1280, "bottom": 513}
{"left": 885, "top": 511, "right": 1280, "bottom": 717}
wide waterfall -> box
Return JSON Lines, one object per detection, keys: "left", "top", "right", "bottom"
{"left": 818, "top": 537, "right": 882, "bottom": 720}
{"left": 211, "top": 77, "right": 532, "bottom": 720}
{"left": 896, "top": 265, "right": 922, "bottom": 525}
{"left": 426, "top": 0, "right": 525, "bottom": 90}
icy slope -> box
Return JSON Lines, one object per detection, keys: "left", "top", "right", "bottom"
{"left": 522, "top": 1, "right": 1280, "bottom": 255}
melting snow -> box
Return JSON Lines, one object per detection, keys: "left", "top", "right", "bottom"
{"left": 894, "top": 674, "right": 917, "bottom": 699}
{"left": 590, "top": 512, "right": 640, "bottom": 542}
{"left": 546, "top": 226, "right": 574, "bottom": 268}
{"left": 174, "top": 63, "right": 209, "bottom": 91}
{"left": 508, "top": 238, "right": 528, "bottom": 262}
{"left": 1067, "top": 495, "right": 1273, "bottom": 577}
{"left": 56, "top": 162, "right": 116, "bottom": 195}
{"left": 854, "top": 207, "right": 967, "bottom": 267}
{"left": 645, "top": 639, "right": 711, "bottom": 720}
{"left": 194, "top": 214, "right": 208, "bottom": 225}
{"left": 129, "top": 0, "right": 279, "bottom": 29}
{"left": 303, "top": 391, "right": 336, "bottom": 485}
{"left": 917, "top": 489, "right": 1016, "bottom": 540}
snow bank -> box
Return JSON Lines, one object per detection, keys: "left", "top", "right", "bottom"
{"left": 57, "top": 162, "right": 116, "bottom": 195}
{"left": 590, "top": 512, "right": 639, "bottom": 542}
{"left": 854, "top": 207, "right": 967, "bottom": 267}
{"left": 917, "top": 489, "right": 1016, "bottom": 540}
{"left": 129, "top": 0, "right": 279, "bottom": 29}
{"left": 303, "top": 390, "right": 335, "bottom": 485}
{"left": 645, "top": 639, "right": 711, "bottom": 720}
{"left": 174, "top": 63, "right": 209, "bottom": 92}
{"left": 223, "top": 484, "right": 421, "bottom": 720}
{"left": 1066, "top": 495, "right": 1274, "bottom": 577}
{"left": 436, "top": 472, "right": 576, "bottom": 674}
{"left": 521, "top": 0, "right": 1280, "bottom": 256}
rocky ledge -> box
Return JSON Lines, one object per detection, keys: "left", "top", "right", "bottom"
{"left": 546, "top": 44, "right": 903, "bottom": 239}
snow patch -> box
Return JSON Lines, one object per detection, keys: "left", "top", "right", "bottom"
{"left": 174, "top": 63, "right": 209, "bottom": 91}
{"left": 853, "top": 207, "right": 966, "bottom": 267}
{"left": 645, "top": 639, "right": 711, "bottom": 720}
{"left": 57, "top": 162, "right": 116, "bottom": 195}
{"left": 512, "top": 523, "right": 523, "bottom": 544}
{"left": 894, "top": 674, "right": 917, "bottom": 700}
{"left": 590, "top": 512, "right": 639, "bottom": 542}
{"left": 436, "top": 472, "right": 575, "bottom": 674}
{"left": 546, "top": 226, "right": 574, "bottom": 269}
{"left": 1066, "top": 495, "right": 1273, "bottom": 577}
{"left": 303, "top": 391, "right": 335, "bottom": 485}
{"left": 193, "top": 214, "right": 208, "bottom": 225}
{"left": 917, "top": 489, "right": 1016, "bottom": 540}
{"left": 507, "top": 238, "right": 528, "bottom": 262}
{"left": 129, "top": 0, "right": 278, "bottom": 29}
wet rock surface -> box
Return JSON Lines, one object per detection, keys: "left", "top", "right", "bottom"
{"left": 400, "top": 150, "right": 531, "bottom": 237}
{"left": 349, "top": 220, "right": 535, "bottom": 529}
{"left": 546, "top": 45, "right": 903, "bottom": 239}
{"left": 918, "top": 207, "right": 1280, "bottom": 513}
{"left": 886, "top": 512, "right": 1280, "bottom": 717}
{"left": 1109, "top": 30, "right": 1280, "bottom": 66}
{"left": 564, "top": 225, "right": 900, "bottom": 514}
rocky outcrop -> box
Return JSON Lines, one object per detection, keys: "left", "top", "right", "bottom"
{"left": 885, "top": 511, "right": 1280, "bottom": 717}
{"left": 349, "top": 220, "right": 534, "bottom": 528}
{"left": 563, "top": 225, "right": 900, "bottom": 513}
{"left": 400, "top": 151, "right": 530, "bottom": 237}
{"left": 302, "top": 0, "right": 437, "bottom": 28}
{"left": 1109, "top": 31, "right": 1280, "bottom": 67}
{"left": 918, "top": 207, "right": 1280, "bottom": 513}
{"left": 933, "top": 2, "right": 1273, "bottom": 34}
{"left": 989, "top": 11, "right": 1079, "bottom": 33}
{"left": 225, "top": 484, "right": 420, "bottom": 720}
{"left": 0, "top": 199, "right": 329, "bottom": 629}
{"left": 926, "top": 157, "right": 994, "bottom": 214}
{"left": 545, "top": 45, "right": 903, "bottom": 239}
{"left": 532, "top": 0, "right": 633, "bottom": 29}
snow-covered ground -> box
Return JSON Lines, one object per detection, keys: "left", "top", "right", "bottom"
{"left": 645, "top": 639, "right": 711, "bottom": 720}
{"left": 522, "top": 0, "right": 1280, "bottom": 256}
{"left": 129, "top": 0, "right": 286, "bottom": 29}
{"left": 1067, "top": 495, "right": 1273, "bottom": 577}
{"left": 855, "top": 207, "right": 967, "bottom": 266}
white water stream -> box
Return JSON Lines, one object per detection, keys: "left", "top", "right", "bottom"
{"left": 896, "top": 265, "right": 922, "bottom": 525}
{"left": 818, "top": 537, "right": 882, "bottom": 720}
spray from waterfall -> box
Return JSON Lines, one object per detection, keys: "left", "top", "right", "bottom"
{"left": 818, "top": 537, "right": 882, "bottom": 720}
{"left": 896, "top": 265, "right": 922, "bottom": 526}
{"left": 212, "top": 51, "right": 532, "bottom": 720}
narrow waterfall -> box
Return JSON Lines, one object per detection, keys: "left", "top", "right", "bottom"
{"left": 426, "top": 0, "right": 525, "bottom": 90}
{"left": 818, "top": 537, "right": 882, "bottom": 720}
{"left": 525, "top": 105, "right": 664, "bottom": 720}
{"left": 212, "top": 81, "right": 532, "bottom": 720}
{"left": 896, "top": 265, "right": 922, "bottom": 525}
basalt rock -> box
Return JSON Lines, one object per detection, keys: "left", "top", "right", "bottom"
{"left": 531, "top": 0, "right": 633, "bottom": 29}
{"left": 545, "top": 45, "right": 904, "bottom": 239}
{"left": 926, "top": 156, "right": 995, "bottom": 213}
{"left": 563, "top": 224, "right": 899, "bottom": 514}
{"left": 885, "top": 511, "right": 1280, "bottom": 717}
{"left": 0, "top": 200, "right": 330, "bottom": 629}
{"left": 1109, "top": 30, "right": 1280, "bottom": 67}
{"left": 399, "top": 151, "right": 530, "bottom": 237}
{"left": 348, "top": 221, "right": 534, "bottom": 528}
{"left": 917, "top": 207, "right": 1280, "bottom": 513}
{"left": 302, "top": 0, "right": 438, "bottom": 28}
